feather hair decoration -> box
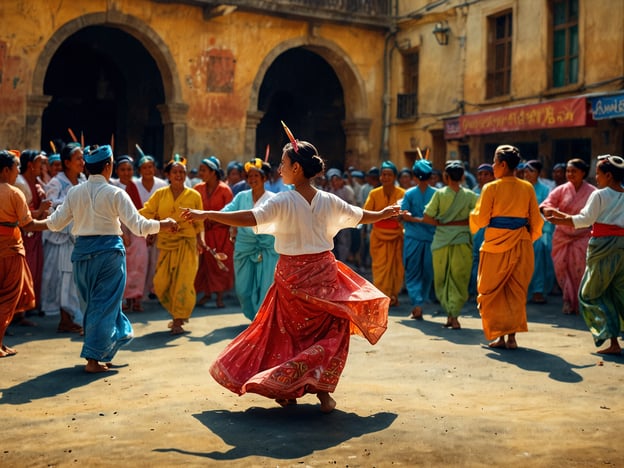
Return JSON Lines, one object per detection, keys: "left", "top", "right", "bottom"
{"left": 264, "top": 144, "right": 270, "bottom": 162}
{"left": 135, "top": 144, "right": 146, "bottom": 159}
{"left": 49, "top": 141, "right": 57, "bottom": 154}
{"left": 67, "top": 128, "right": 78, "bottom": 143}
{"left": 281, "top": 120, "right": 299, "bottom": 154}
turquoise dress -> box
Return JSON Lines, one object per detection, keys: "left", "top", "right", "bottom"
{"left": 528, "top": 180, "right": 555, "bottom": 299}
{"left": 223, "top": 190, "right": 278, "bottom": 320}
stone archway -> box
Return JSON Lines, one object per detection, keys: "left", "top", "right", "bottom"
{"left": 246, "top": 36, "right": 372, "bottom": 169}
{"left": 27, "top": 11, "right": 187, "bottom": 159}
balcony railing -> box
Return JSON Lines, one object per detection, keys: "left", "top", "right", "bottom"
{"left": 155, "top": 0, "right": 393, "bottom": 28}
{"left": 397, "top": 93, "right": 418, "bottom": 119}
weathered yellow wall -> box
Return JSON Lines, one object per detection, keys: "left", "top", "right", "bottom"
{"left": 390, "top": 0, "right": 624, "bottom": 169}
{"left": 0, "top": 0, "right": 387, "bottom": 167}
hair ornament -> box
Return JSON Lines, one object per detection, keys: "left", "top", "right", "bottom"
{"left": 170, "top": 153, "right": 187, "bottom": 166}
{"left": 244, "top": 158, "right": 263, "bottom": 173}
{"left": 281, "top": 120, "right": 299, "bottom": 154}
{"left": 67, "top": 128, "right": 78, "bottom": 143}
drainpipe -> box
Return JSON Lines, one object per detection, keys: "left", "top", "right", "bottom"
{"left": 380, "top": 20, "right": 398, "bottom": 162}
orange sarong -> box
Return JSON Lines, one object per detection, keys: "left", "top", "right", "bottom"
{"left": 210, "top": 251, "right": 389, "bottom": 399}
{"left": 477, "top": 239, "right": 533, "bottom": 340}
{"left": 0, "top": 254, "right": 35, "bottom": 332}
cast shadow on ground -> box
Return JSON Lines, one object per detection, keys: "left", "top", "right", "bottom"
{"left": 398, "top": 318, "right": 485, "bottom": 346}
{"left": 485, "top": 346, "right": 594, "bottom": 383}
{"left": 123, "top": 330, "right": 191, "bottom": 352}
{"left": 154, "top": 406, "right": 397, "bottom": 461}
{"left": 0, "top": 365, "right": 115, "bottom": 405}
{"left": 186, "top": 324, "right": 249, "bottom": 347}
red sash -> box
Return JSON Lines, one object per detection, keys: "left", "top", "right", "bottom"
{"left": 592, "top": 222, "right": 624, "bottom": 237}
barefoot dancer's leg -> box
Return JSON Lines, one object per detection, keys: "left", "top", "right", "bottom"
{"left": 489, "top": 337, "right": 506, "bottom": 348}
{"left": 410, "top": 306, "right": 423, "bottom": 320}
{"left": 317, "top": 392, "right": 336, "bottom": 413}
{"left": 598, "top": 337, "right": 622, "bottom": 355}
{"left": 0, "top": 344, "right": 17, "bottom": 357}
{"left": 85, "top": 358, "right": 109, "bottom": 373}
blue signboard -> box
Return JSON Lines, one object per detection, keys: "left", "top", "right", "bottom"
{"left": 590, "top": 92, "right": 624, "bottom": 120}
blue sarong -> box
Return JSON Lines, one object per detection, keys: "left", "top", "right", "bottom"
{"left": 73, "top": 235, "right": 133, "bottom": 362}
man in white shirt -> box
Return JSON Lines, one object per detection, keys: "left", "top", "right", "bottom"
{"left": 46, "top": 145, "right": 177, "bottom": 374}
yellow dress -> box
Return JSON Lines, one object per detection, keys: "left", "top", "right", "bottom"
{"left": 364, "top": 185, "right": 405, "bottom": 300}
{"left": 140, "top": 187, "right": 203, "bottom": 320}
{"left": 469, "top": 176, "right": 543, "bottom": 340}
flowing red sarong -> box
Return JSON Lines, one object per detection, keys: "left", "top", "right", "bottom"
{"left": 209, "top": 251, "right": 389, "bottom": 399}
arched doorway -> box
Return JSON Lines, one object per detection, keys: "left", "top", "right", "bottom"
{"left": 256, "top": 48, "right": 345, "bottom": 170}
{"left": 247, "top": 37, "right": 372, "bottom": 171}
{"left": 28, "top": 12, "right": 187, "bottom": 165}
{"left": 42, "top": 26, "right": 165, "bottom": 162}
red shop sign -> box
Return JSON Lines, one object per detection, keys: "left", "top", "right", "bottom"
{"left": 459, "top": 97, "right": 589, "bottom": 136}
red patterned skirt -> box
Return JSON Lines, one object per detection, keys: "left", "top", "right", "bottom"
{"left": 209, "top": 251, "right": 389, "bottom": 399}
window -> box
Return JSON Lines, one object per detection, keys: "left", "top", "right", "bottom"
{"left": 552, "top": 0, "right": 579, "bottom": 87}
{"left": 397, "top": 52, "right": 418, "bottom": 119}
{"left": 486, "top": 11, "right": 512, "bottom": 98}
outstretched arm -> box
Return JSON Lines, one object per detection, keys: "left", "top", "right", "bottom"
{"left": 360, "top": 204, "right": 408, "bottom": 224}
{"left": 181, "top": 208, "right": 257, "bottom": 227}
{"left": 543, "top": 208, "right": 575, "bottom": 227}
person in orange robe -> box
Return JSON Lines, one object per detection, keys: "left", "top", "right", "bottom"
{"left": 363, "top": 160, "right": 405, "bottom": 306}
{"left": 0, "top": 151, "right": 50, "bottom": 357}
{"left": 469, "top": 145, "right": 543, "bottom": 350}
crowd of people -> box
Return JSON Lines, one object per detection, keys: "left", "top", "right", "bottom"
{"left": 1, "top": 131, "right": 623, "bottom": 411}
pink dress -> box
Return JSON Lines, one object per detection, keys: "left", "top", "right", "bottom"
{"left": 540, "top": 181, "right": 596, "bottom": 312}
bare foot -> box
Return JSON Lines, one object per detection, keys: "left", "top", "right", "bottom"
{"left": 317, "top": 392, "right": 336, "bottom": 413}
{"left": 216, "top": 292, "right": 225, "bottom": 308}
{"left": 450, "top": 317, "right": 461, "bottom": 329}
{"left": 598, "top": 338, "right": 622, "bottom": 355}
{"left": 170, "top": 318, "right": 187, "bottom": 335}
{"left": 275, "top": 398, "right": 297, "bottom": 407}
{"left": 503, "top": 333, "right": 518, "bottom": 349}
{"left": 390, "top": 296, "right": 399, "bottom": 307}
{"left": 0, "top": 344, "right": 17, "bottom": 357}
{"left": 85, "top": 359, "right": 110, "bottom": 373}
{"left": 489, "top": 337, "right": 507, "bottom": 349}
{"left": 410, "top": 306, "right": 423, "bottom": 320}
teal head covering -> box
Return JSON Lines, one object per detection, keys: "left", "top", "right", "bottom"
{"left": 380, "top": 160, "right": 397, "bottom": 175}
{"left": 48, "top": 154, "right": 61, "bottom": 164}
{"left": 84, "top": 145, "right": 113, "bottom": 164}
{"left": 412, "top": 159, "right": 432, "bottom": 180}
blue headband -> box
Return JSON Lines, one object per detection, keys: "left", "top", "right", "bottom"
{"left": 85, "top": 145, "right": 113, "bottom": 164}
{"left": 381, "top": 160, "right": 397, "bottom": 175}
{"left": 48, "top": 154, "right": 61, "bottom": 163}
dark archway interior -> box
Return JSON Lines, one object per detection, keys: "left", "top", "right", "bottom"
{"left": 257, "top": 48, "right": 346, "bottom": 170}
{"left": 42, "top": 26, "right": 165, "bottom": 163}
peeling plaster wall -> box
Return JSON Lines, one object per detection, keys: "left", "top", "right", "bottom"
{"left": 0, "top": 0, "right": 387, "bottom": 169}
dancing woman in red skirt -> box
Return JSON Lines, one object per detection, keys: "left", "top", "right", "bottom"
{"left": 182, "top": 128, "right": 404, "bottom": 413}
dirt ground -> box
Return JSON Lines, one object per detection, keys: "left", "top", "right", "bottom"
{"left": 2, "top": 289, "right": 624, "bottom": 468}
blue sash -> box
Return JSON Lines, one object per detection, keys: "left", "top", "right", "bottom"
{"left": 488, "top": 216, "right": 528, "bottom": 230}
{"left": 72, "top": 235, "right": 124, "bottom": 262}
